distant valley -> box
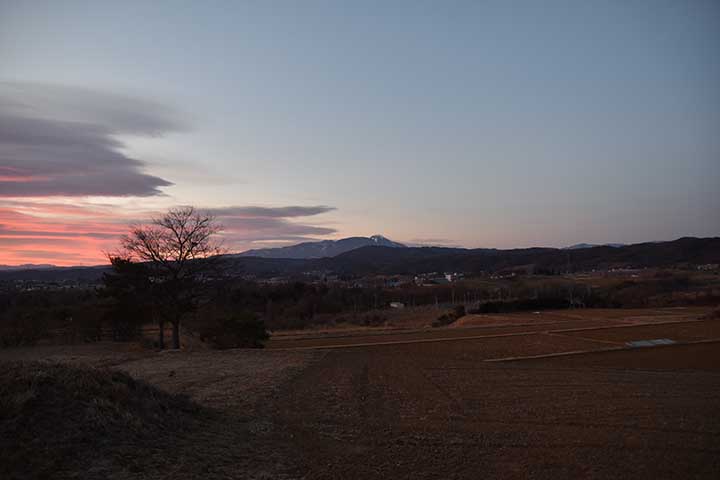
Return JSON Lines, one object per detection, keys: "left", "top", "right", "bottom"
{"left": 0, "top": 264, "right": 58, "bottom": 271}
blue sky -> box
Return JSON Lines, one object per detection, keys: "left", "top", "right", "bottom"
{"left": 0, "top": 0, "right": 718, "bottom": 264}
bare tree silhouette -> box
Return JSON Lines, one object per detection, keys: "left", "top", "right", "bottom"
{"left": 116, "top": 206, "right": 224, "bottom": 349}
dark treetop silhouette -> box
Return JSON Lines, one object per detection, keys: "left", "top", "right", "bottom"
{"left": 113, "top": 206, "right": 224, "bottom": 349}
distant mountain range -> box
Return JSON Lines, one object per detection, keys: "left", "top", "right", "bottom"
{"left": 236, "top": 235, "right": 406, "bottom": 259}
{"left": 0, "top": 264, "right": 57, "bottom": 271}
{"left": 564, "top": 243, "right": 626, "bottom": 250}
{"left": 1, "top": 237, "right": 718, "bottom": 282}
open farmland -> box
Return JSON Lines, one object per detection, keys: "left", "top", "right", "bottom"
{"left": 2, "top": 307, "right": 719, "bottom": 479}
{"left": 266, "top": 306, "right": 716, "bottom": 351}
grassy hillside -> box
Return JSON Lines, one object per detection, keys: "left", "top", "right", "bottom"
{"left": 0, "top": 362, "right": 200, "bottom": 479}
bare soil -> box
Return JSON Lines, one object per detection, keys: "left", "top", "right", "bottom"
{"left": 559, "top": 319, "right": 720, "bottom": 343}
{"left": 527, "top": 342, "right": 720, "bottom": 371}
{"left": 2, "top": 307, "right": 719, "bottom": 479}
{"left": 270, "top": 346, "right": 720, "bottom": 479}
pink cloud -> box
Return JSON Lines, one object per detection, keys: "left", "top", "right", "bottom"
{"left": 0, "top": 205, "right": 129, "bottom": 265}
{"left": 0, "top": 203, "right": 337, "bottom": 266}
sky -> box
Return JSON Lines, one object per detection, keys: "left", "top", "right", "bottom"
{"left": 0, "top": 0, "right": 718, "bottom": 266}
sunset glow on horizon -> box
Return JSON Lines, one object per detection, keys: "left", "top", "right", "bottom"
{"left": 1, "top": 1, "right": 718, "bottom": 266}
{"left": 0, "top": 198, "right": 344, "bottom": 266}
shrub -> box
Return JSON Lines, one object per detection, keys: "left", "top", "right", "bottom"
{"left": 0, "top": 312, "right": 49, "bottom": 347}
{"left": 362, "top": 313, "right": 386, "bottom": 327}
{"left": 432, "top": 305, "right": 466, "bottom": 328}
{"left": 198, "top": 311, "right": 269, "bottom": 349}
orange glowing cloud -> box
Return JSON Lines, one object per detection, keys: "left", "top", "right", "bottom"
{"left": 0, "top": 83, "right": 343, "bottom": 267}
{"left": 0, "top": 201, "right": 339, "bottom": 266}
{"left": 0, "top": 203, "right": 134, "bottom": 266}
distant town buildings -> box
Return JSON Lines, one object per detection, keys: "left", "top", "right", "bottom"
{"left": 697, "top": 264, "right": 719, "bottom": 271}
{"left": 414, "top": 272, "right": 464, "bottom": 286}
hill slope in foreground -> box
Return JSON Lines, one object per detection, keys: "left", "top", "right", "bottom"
{"left": 0, "top": 362, "right": 200, "bottom": 479}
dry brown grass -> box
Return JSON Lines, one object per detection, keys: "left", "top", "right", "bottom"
{"left": 0, "top": 362, "right": 200, "bottom": 479}
{"left": 3, "top": 306, "right": 719, "bottom": 479}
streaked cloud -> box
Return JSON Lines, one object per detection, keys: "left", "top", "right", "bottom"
{"left": 0, "top": 81, "right": 186, "bottom": 135}
{"left": 0, "top": 202, "right": 337, "bottom": 266}
{"left": 0, "top": 82, "right": 180, "bottom": 197}
{"left": 0, "top": 204, "right": 128, "bottom": 265}
{"left": 0, "top": 82, "right": 340, "bottom": 265}
{"left": 211, "top": 205, "right": 337, "bottom": 251}
{"left": 207, "top": 205, "right": 336, "bottom": 218}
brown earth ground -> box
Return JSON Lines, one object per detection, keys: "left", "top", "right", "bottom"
{"left": 2, "top": 306, "right": 719, "bottom": 479}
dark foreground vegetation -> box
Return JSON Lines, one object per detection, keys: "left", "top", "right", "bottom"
{"left": 0, "top": 362, "right": 200, "bottom": 479}
{"left": 1, "top": 268, "right": 718, "bottom": 347}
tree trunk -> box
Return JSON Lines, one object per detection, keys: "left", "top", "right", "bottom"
{"left": 158, "top": 319, "right": 165, "bottom": 350}
{"left": 171, "top": 321, "right": 180, "bottom": 350}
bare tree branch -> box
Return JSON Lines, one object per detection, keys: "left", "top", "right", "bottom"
{"left": 115, "top": 206, "right": 226, "bottom": 349}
